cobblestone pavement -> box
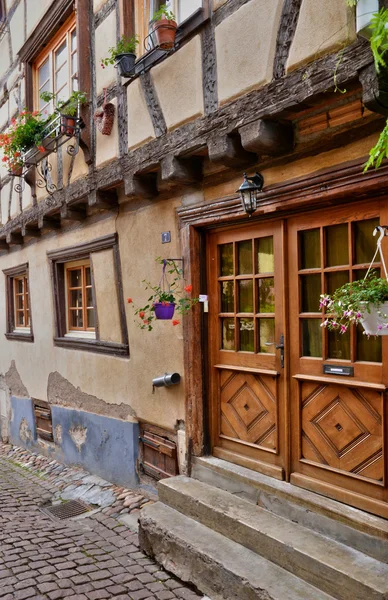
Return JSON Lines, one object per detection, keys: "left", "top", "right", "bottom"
{"left": 0, "top": 456, "right": 203, "bottom": 600}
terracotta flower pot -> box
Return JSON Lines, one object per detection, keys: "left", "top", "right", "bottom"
{"left": 9, "top": 164, "right": 23, "bottom": 176}
{"left": 153, "top": 302, "right": 176, "bottom": 320}
{"left": 60, "top": 115, "right": 76, "bottom": 136}
{"left": 152, "top": 17, "right": 177, "bottom": 50}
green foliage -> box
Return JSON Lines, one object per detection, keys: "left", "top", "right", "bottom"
{"left": 364, "top": 118, "right": 388, "bottom": 171}
{"left": 127, "top": 258, "right": 198, "bottom": 331}
{"left": 320, "top": 271, "right": 388, "bottom": 333}
{"left": 369, "top": 8, "right": 388, "bottom": 72}
{"left": 100, "top": 35, "right": 139, "bottom": 67}
{"left": 0, "top": 110, "right": 46, "bottom": 171}
{"left": 152, "top": 3, "right": 176, "bottom": 21}
{"left": 40, "top": 91, "right": 87, "bottom": 117}
{"left": 345, "top": 0, "right": 358, "bottom": 6}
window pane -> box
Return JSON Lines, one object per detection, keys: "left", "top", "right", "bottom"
{"left": 259, "top": 318, "right": 275, "bottom": 353}
{"left": 39, "top": 58, "right": 50, "bottom": 88}
{"left": 354, "top": 218, "right": 379, "bottom": 265}
{"left": 238, "top": 280, "right": 253, "bottom": 313}
{"left": 328, "top": 329, "right": 350, "bottom": 360}
{"left": 221, "top": 281, "right": 234, "bottom": 313}
{"left": 238, "top": 240, "right": 252, "bottom": 275}
{"left": 26, "top": 311, "right": 30, "bottom": 327}
{"left": 326, "top": 224, "right": 348, "bottom": 267}
{"left": 86, "top": 287, "right": 94, "bottom": 308}
{"left": 257, "top": 237, "right": 274, "bottom": 273}
{"left": 16, "top": 279, "right": 23, "bottom": 294}
{"left": 71, "top": 29, "right": 77, "bottom": 52}
{"left": 301, "top": 319, "right": 322, "bottom": 357}
{"left": 301, "top": 274, "right": 321, "bottom": 312}
{"left": 220, "top": 244, "right": 233, "bottom": 276}
{"left": 222, "top": 318, "right": 235, "bottom": 350}
{"left": 69, "top": 269, "right": 82, "bottom": 287}
{"left": 70, "top": 289, "right": 83, "bottom": 308}
{"left": 56, "top": 66, "right": 68, "bottom": 98}
{"left": 239, "top": 318, "right": 254, "bottom": 352}
{"left": 258, "top": 278, "right": 275, "bottom": 313}
{"left": 55, "top": 40, "right": 68, "bottom": 70}
{"left": 16, "top": 295, "right": 24, "bottom": 310}
{"left": 87, "top": 309, "right": 95, "bottom": 329}
{"left": 16, "top": 311, "right": 24, "bottom": 326}
{"left": 326, "top": 271, "right": 349, "bottom": 295}
{"left": 299, "top": 229, "right": 320, "bottom": 269}
{"left": 357, "top": 325, "right": 382, "bottom": 362}
{"left": 178, "top": 0, "right": 202, "bottom": 23}
{"left": 70, "top": 310, "right": 83, "bottom": 328}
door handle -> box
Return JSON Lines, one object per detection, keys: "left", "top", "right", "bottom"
{"left": 276, "top": 334, "right": 285, "bottom": 369}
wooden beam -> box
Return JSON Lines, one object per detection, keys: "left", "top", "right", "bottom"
{"left": 359, "top": 63, "right": 388, "bottom": 117}
{"left": 38, "top": 216, "right": 61, "bottom": 232}
{"left": 76, "top": 0, "right": 93, "bottom": 165}
{"left": 160, "top": 155, "right": 202, "bottom": 187}
{"left": 88, "top": 189, "right": 118, "bottom": 210}
{"left": 123, "top": 173, "right": 158, "bottom": 201}
{"left": 21, "top": 225, "right": 40, "bottom": 239}
{"left": 208, "top": 133, "right": 256, "bottom": 167}
{"left": 6, "top": 232, "right": 23, "bottom": 246}
{"left": 239, "top": 120, "right": 294, "bottom": 156}
{"left": 273, "top": 0, "right": 303, "bottom": 79}
{"left": 60, "top": 205, "right": 87, "bottom": 223}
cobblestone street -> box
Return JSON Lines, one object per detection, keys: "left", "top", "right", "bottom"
{"left": 0, "top": 454, "right": 203, "bottom": 600}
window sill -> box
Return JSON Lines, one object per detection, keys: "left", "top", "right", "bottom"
{"left": 124, "top": 8, "right": 209, "bottom": 86}
{"left": 54, "top": 337, "right": 129, "bottom": 356}
{"left": 65, "top": 331, "right": 96, "bottom": 340}
{"left": 5, "top": 331, "right": 34, "bottom": 343}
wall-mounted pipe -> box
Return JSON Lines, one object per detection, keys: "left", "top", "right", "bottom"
{"left": 152, "top": 373, "right": 181, "bottom": 390}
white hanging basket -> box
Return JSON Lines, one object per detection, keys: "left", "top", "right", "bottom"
{"left": 356, "top": 0, "right": 379, "bottom": 39}
{"left": 360, "top": 301, "right": 388, "bottom": 335}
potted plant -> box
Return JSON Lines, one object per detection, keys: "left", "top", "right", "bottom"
{"left": 0, "top": 110, "right": 46, "bottom": 175}
{"left": 151, "top": 4, "right": 177, "bottom": 50}
{"left": 101, "top": 35, "right": 139, "bottom": 77}
{"left": 40, "top": 91, "right": 87, "bottom": 136}
{"left": 320, "top": 272, "right": 388, "bottom": 336}
{"left": 127, "top": 258, "right": 198, "bottom": 331}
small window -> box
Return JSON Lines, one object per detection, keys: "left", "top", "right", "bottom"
{"left": 65, "top": 260, "right": 96, "bottom": 336}
{"left": 3, "top": 264, "right": 34, "bottom": 342}
{"left": 34, "top": 15, "right": 77, "bottom": 113}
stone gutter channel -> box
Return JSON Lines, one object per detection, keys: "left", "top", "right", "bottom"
{"left": 0, "top": 443, "right": 154, "bottom": 520}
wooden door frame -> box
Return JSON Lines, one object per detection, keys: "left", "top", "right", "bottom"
{"left": 179, "top": 157, "right": 388, "bottom": 471}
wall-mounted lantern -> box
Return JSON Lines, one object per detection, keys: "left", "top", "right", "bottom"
{"left": 237, "top": 172, "right": 264, "bottom": 216}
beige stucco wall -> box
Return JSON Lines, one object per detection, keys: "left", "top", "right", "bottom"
{"left": 92, "top": 248, "right": 122, "bottom": 343}
{"left": 95, "top": 10, "right": 117, "bottom": 96}
{"left": 26, "top": 0, "right": 54, "bottom": 38}
{"left": 287, "top": 0, "right": 356, "bottom": 72}
{"left": 0, "top": 195, "right": 185, "bottom": 429}
{"left": 1, "top": 182, "right": 11, "bottom": 224}
{"left": 151, "top": 35, "right": 204, "bottom": 131}
{"left": 0, "top": 100, "right": 8, "bottom": 130}
{"left": 0, "top": 37, "right": 10, "bottom": 79}
{"left": 93, "top": 0, "right": 109, "bottom": 12}
{"left": 215, "top": 0, "right": 283, "bottom": 105}
{"left": 9, "top": 1, "right": 25, "bottom": 58}
{"left": 95, "top": 99, "right": 119, "bottom": 167}
{"left": 127, "top": 79, "right": 155, "bottom": 150}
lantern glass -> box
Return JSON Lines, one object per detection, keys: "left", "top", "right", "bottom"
{"left": 241, "top": 189, "right": 257, "bottom": 215}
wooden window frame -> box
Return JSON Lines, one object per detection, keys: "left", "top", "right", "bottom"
{"left": 14, "top": 275, "right": 30, "bottom": 329}
{"left": 66, "top": 260, "right": 96, "bottom": 334}
{"left": 3, "top": 263, "right": 34, "bottom": 343}
{"left": 34, "top": 14, "right": 77, "bottom": 113}
{"left": 48, "top": 234, "right": 129, "bottom": 357}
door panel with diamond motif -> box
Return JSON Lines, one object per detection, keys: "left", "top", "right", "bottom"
{"left": 208, "top": 222, "right": 286, "bottom": 479}
{"left": 288, "top": 202, "right": 388, "bottom": 515}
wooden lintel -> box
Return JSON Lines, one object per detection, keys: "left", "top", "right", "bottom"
{"left": 60, "top": 206, "right": 87, "bottom": 222}
{"left": 208, "top": 133, "right": 256, "bottom": 167}
{"left": 38, "top": 216, "right": 61, "bottom": 232}
{"left": 88, "top": 189, "right": 118, "bottom": 210}
{"left": 160, "top": 155, "right": 202, "bottom": 187}
{"left": 123, "top": 173, "right": 158, "bottom": 200}
{"left": 239, "top": 119, "right": 294, "bottom": 156}
{"left": 6, "top": 232, "right": 23, "bottom": 246}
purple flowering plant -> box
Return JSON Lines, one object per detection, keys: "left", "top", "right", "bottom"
{"left": 320, "top": 271, "right": 388, "bottom": 335}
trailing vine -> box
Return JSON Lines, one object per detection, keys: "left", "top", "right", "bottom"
{"left": 343, "top": 1, "right": 388, "bottom": 170}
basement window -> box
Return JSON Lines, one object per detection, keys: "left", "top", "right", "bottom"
{"left": 33, "top": 399, "right": 54, "bottom": 442}
{"left": 3, "top": 263, "right": 34, "bottom": 343}
{"left": 139, "top": 424, "right": 178, "bottom": 480}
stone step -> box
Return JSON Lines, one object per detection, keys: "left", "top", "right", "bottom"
{"left": 139, "top": 502, "right": 336, "bottom": 600}
{"left": 192, "top": 456, "right": 388, "bottom": 563}
{"left": 159, "top": 475, "right": 388, "bottom": 600}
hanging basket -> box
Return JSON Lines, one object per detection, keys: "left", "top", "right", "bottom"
{"left": 153, "top": 302, "right": 176, "bottom": 320}
{"left": 360, "top": 302, "right": 388, "bottom": 336}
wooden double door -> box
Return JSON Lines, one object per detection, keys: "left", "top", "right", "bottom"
{"left": 207, "top": 201, "right": 388, "bottom": 517}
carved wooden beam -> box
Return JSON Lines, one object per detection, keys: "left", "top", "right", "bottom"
{"left": 60, "top": 205, "right": 87, "bottom": 223}
{"left": 6, "top": 232, "right": 23, "bottom": 246}
{"left": 159, "top": 155, "right": 202, "bottom": 188}
{"left": 88, "top": 189, "right": 118, "bottom": 210}
{"left": 208, "top": 133, "right": 256, "bottom": 167}
{"left": 21, "top": 224, "right": 41, "bottom": 239}
{"left": 123, "top": 173, "right": 158, "bottom": 201}
{"left": 359, "top": 63, "right": 388, "bottom": 117}
{"left": 239, "top": 119, "right": 294, "bottom": 156}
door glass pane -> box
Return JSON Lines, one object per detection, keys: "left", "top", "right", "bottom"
{"left": 221, "top": 318, "right": 235, "bottom": 350}
{"left": 258, "top": 278, "right": 275, "bottom": 313}
{"left": 87, "top": 309, "right": 95, "bottom": 329}
{"left": 299, "top": 229, "right": 320, "bottom": 269}
{"left": 238, "top": 240, "right": 252, "bottom": 274}
{"left": 301, "top": 319, "right": 322, "bottom": 357}
{"left": 239, "top": 318, "right": 254, "bottom": 352}
{"left": 221, "top": 281, "right": 234, "bottom": 313}
{"left": 357, "top": 325, "right": 382, "bottom": 362}
{"left": 301, "top": 274, "right": 321, "bottom": 312}
{"left": 328, "top": 329, "right": 350, "bottom": 360}
{"left": 238, "top": 280, "right": 253, "bottom": 313}
{"left": 258, "top": 318, "right": 275, "bottom": 353}
{"left": 326, "top": 224, "right": 348, "bottom": 267}
{"left": 220, "top": 244, "right": 233, "bottom": 276}
{"left": 326, "top": 271, "right": 349, "bottom": 295}
{"left": 257, "top": 237, "right": 274, "bottom": 273}
{"left": 354, "top": 218, "right": 379, "bottom": 265}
